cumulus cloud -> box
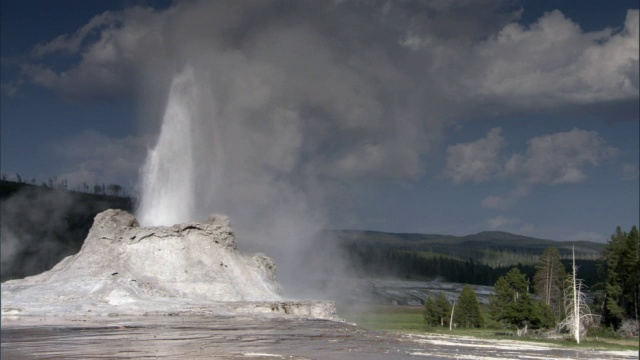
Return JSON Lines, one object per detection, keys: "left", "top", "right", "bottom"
{"left": 477, "top": 128, "right": 617, "bottom": 209}
{"left": 470, "top": 9, "right": 639, "bottom": 107}
{"left": 400, "top": 7, "right": 639, "bottom": 109}
{"left": 31, "top": 11, "right": 122, "bottom": 57}
{"left": 20, "top": 7, "right": 166, "bottom": 101}
{"left": 14, "top": 2, "right": 638, "bottom": 119}
{"left": 447, "top": 127, "right": 618, "bottom": 209}
{"left": 504, "top": 128, "right": 618, "bottom": 185}
{"left": 445, "top": 127, "right": 505, "bottom": 183}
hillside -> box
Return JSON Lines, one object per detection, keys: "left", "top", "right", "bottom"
{"left": 329, "top": 229, "right": 603, "bottom": 263}
{"left": 1, "top": 180, "right": 134, "bottom": 281}
{"left": 325, "top": 229, "right": 604, "bottom": 287}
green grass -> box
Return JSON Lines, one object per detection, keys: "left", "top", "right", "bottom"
{"left": 337, "top": 303, "right": 639, "bottom": 352}
{"left": 338, "top": 304, "right": 427, "bottom": 331}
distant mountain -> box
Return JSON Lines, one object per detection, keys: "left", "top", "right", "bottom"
{"left": 325, "top": 229, "right": 604, "bottom": 286}
{"left": 327, "top": 229, "right": 603, "bottom": 265}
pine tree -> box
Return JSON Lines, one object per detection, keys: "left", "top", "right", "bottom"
{"left": 622, "top": 226, "right": 639, "bottom": 323}
{"left": 423, "top": 296, "right": 437, "bottom": 326}
{"left": 457, "top": 285, "right": 484, "bottom": 328}
{"left": 533, "top": 247, "right": 566, "bottom": 320}
{"left": 424, "top": 293, "right": 452, "bottom": 327}
{"left": 490, "top": 268, "right": 552, "bottom": 334}
{"left": 600, "top": 226, "right": 639, "bottom": 328}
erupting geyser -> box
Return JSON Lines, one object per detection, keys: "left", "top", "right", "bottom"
{"left": 138, "top": 67, "right": 198, "bottom": 226}
{"left": 1, "top": 209, "right": 337, "bottom": 321}
{"left": 133, "top": 64, "right": 330, "bottom": 297}
{"left": 1, "top": 64, "right": 339, "bottom": 322}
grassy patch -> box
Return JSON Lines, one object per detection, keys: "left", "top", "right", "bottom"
{"left": 337, "top": 303, "right": 639, "bottom": 352}
{"left": 337, "top": 304, "right": 427, "bottom": 331}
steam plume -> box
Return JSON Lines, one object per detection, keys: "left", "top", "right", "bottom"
{"left": 24, "top": 0, "right": 630, "bottom": 297}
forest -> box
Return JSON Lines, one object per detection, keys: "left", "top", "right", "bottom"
{"left": 329, "top": 224, "right": 637, "bottom": 338}
{"left": 328, "top": 229, "right": 603, "bottom": 287}
{"left": 419, "top": 226, "right": 638, "bottom": 339}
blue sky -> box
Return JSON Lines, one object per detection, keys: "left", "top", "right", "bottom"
{"left": 1, "top": 0, "right": 638, "bottom": 243}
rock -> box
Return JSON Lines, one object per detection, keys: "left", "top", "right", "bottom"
{"left": 1, "top": 209, "right": 337, "bottom": 321}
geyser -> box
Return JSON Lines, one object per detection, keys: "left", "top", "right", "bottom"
{"left": 138, "top": 67, "right": 198, "bottom": 226}
{"left": 133, "top": 63, "right": 332, "bottom": 297}
{"left": 1, "top": 209, "right": 336, "bottom": 320}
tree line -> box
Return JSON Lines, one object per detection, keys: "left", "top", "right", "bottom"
{"left": 344, "top": 243, "right": 600, "bottom": 288}
{"left": 421, "top": 225, "right": 638, "bottom": 340}
{"left": 0, "top": 174, "right": 133, "bottom": 198}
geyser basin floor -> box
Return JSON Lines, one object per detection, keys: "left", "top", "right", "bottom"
{"left": 2, "top": 316, "right": 636, "bottom": 360}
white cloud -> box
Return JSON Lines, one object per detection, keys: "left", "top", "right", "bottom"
{"left": 505, "top": 128, "right": 618, "bottom": 186}
{"left": 470, "top": 9, "right": 639, "bottom": 106}
{"left": 487, "top": 215, "right": 516, "bottom": 229}
{"left": 482, "top": 186, "right": 530, "bottom": 210}
{"left": 446, "top": 127, "right": 617, "bottom": 209}
{"left": 444, "top": 127, "right": 505, "bottom": 184}
{"left": 32, "top": 11, "right": 122, "bottom": 57}
{"left": 20, "top": 7, "right": 166, "bottom": 101}
{"left": 477, "top": 128, "right": 617, "bottom": 209}
{"left": 622, "top": 163, "right": 639, "bottom": 181}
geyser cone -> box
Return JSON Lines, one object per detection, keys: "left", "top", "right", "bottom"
{"left": 1, "top": 209, "right": 337, "bottom": 320}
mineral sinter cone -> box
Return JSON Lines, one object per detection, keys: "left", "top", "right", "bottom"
{"left": 1, "top": 209, "right": 336, "bottom": 321}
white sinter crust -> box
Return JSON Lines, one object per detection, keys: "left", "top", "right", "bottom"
{"left": 1, "top": 209, "right": 337, "bottom": 322}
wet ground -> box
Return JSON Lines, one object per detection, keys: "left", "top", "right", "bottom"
{"left": 1, "top": 316, "right": 636, "bottom": 359}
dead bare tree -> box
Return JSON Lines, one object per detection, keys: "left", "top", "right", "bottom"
{"left": 558, "top": 247, "right": 599, "bottom": 343}
{"left": 449, "top": 302, "right": 455, "bottom": 331}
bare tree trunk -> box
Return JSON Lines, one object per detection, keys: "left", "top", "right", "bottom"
{"left": 546, "top": 257, "right": 552, "bottom": 306}
{"left": 559, "top": 246, "right": 598, "bottom": 343}
{"left": 449, "top": 302, "right": 455, "bottom": 331}
{"left": 572, "top": 247, "right": 580, "bottom": 344}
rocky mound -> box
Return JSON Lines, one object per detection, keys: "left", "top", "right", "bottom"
{"left": 1, "top": 209, "right": 336, "bottom": 321}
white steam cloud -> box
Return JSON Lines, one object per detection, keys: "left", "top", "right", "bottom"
{"left": 10, "top": 1, "right": 640, "bottom": 296}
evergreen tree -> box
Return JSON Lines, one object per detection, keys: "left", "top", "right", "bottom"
{"left": 457, "top": 285, "right": 484, "bottom": 328}
{"left": 622, "top": 226, "right": 639, "bottom": 323}
{"left": 600, "top": 226, "right": 639, "bottom": 328}
{"left": 424, "top": 293, "right": 452, "bottom": 327}
{"left": 424, "top": 296, "right": 437, "bottom": 326}
{"left": 490, "top": 268, "right": 552, "bottom": 332}
{"left": 533, "top": 247, "right": 566, "bottom": 320}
